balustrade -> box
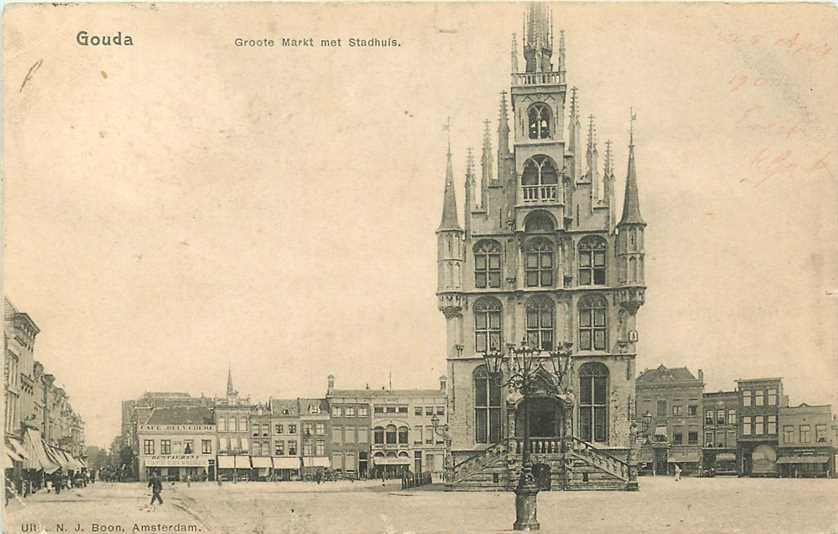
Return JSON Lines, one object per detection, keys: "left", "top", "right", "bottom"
{"left": 511, "top": 71, "right": 566, "bottom": 86}
{"left": 522, "top": 185, "right": 558, "bottom": 204}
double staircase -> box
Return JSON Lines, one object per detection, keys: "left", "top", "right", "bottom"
{"left": 449, "top": 436, "right": 631, "bottom": 491}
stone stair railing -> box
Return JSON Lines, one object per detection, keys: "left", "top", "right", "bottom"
{"left": 568, "top": 436, "right": 629, "bottom": 481}
{"left": 451, "top": 438, "right": 513, "bottom": 484}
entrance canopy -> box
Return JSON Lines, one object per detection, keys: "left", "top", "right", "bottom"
{"left": 777, "top": 455, "right": 830, "bottom": 464}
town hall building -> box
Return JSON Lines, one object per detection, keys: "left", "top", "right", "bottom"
{"left": 436, "top": 4, "right": 647, "bottom": 491}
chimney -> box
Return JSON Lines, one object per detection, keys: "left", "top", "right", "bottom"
{"left": 439, "top": 375, "right": 448, "bottom": 392}
{"left": 327, "top": 374, "right": 335, "bottom": 394}
{"left": 698, "top": 369, "right": 704, "bottom": 383}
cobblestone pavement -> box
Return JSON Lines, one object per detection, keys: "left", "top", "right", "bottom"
{"left": 4, "top": 477, "right": 838, "bottom": 534}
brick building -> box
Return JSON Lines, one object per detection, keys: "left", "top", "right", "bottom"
{"left": 702, "top": 391, "right": 738, "bottom": 475}
{"left": 636, "top": 365, "right": 704, "bottom": 475}
{"left": 736, "top": 377, "right": 782, "bottom": 477}
{"left": 777, "top": 403, "right": 833, "bottom": 477}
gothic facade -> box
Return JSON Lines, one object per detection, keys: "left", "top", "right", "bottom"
{"left": 436, "top": 4, "right": 647, "bottom": 489}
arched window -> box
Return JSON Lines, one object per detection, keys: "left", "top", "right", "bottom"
{"left": 398, "top": 426, "right": 409, "bottom": 444}
{"left": 526, "top": 297, "right": 554, "bottom": 350}
{"left": 521, "top": 156, "right": 559, "bottom": 203}
{"left": 474, "top": 366, "right": 502, "bottom": 444}
{"left": 474, "top": 241, "right": 501, "bottom": 288}
{"left": 579, "top": 295, "right": 607, "bottom": 351}
{"left": 528, "top": 103, "right": 552, "bottom": 139}
{"left": 579, "top": 363, "right": 609, "bottom": 443}
{"left": 385, "top": 425, "right": 397, "bottom": 445}
{"left": 524, "top": 212, "right": 555, "bottom": 233}
{"left": 578, "top": 236, "right": 607, "bottom": 285}
{"left": 629, "top": 257, "right": 637, "bottom": 282}
{"left": 373, "top": 426, "right": 385, "bottom": 445}
{"left": 525, "top": 238, "right": 554, "bottom": 288}
{"left": 474, "top": 298, "right": 502, "bottom": 353}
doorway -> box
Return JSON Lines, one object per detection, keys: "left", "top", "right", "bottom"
{"left": 515, "top": 398, "right": 563, "bottom": 438}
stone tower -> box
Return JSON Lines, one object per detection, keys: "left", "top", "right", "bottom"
{"left": 436, "top": 3, "right": 648, "bottom": 489}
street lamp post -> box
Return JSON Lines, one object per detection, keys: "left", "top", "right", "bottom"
{"left": 430, "top": 414, "right": 452, "bottom": 483}
{"left": 482, "top": 338, "right": 574, "bottom": 532}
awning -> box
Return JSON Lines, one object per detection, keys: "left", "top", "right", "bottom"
{"left": 2, "top": 452, "right": 14, "bottom": 469}
{"left": 777, "top": 455, "right": 830, "bottom": 465}
{"left": 7, "top": 436, "right": 29, "bottom": 461}
{"left": 250, "top": 457, "right": 272, "bottom": 469}
{"left": 302, "top": 457, "right": 330, "bottom": 467}
{"left": 272, "top": 457, "right": 300, "bottom": 469}
{"left": 715, "top": 453, "right": 736, "bottom": 462}
{"left": 372, "top": 457, "right": 412, "bottom": 466}
{"left": 23, "top": 429, "right": 59, "bottom": 474}
{"left": 217, "top": 455, "right": 235, "bottom": 469}
{"left": 668, "top": 451, "right": 702, "bottom": 463}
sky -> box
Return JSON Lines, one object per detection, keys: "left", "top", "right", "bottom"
{"left": 4, "top": 3, "right": 837, "bottom": 448}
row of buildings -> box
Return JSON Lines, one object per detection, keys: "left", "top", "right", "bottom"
{"left": 121, "top": 372, "right": 448, "bottom": 482}
{"left": 3, "top": 298, "right": 88, "bottom": 493}
{"left": 636, "top": 365, "right": 837, "bottom": 478}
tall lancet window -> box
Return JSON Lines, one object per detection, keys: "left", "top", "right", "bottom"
{"left": 578, "top": 236, "right": 607, "bottom": 285}
{"left": 525, "top": 296, "right": 554, "bottom": 351}
{"left": 474, "top": 241, "right": 502, "bottom": 288}
{"left": 525, "top": 238, "right": 554, "bottom": 288}
{"left": 474, "top": 366, "right": 502, "bottom": 444}
{"left": 579, "top": 362, "right": 609, "bottom": 443}
{"left": 579, "top": 294, "right": 607, "bottom": 351}
{"left": 527, "top": 103, "right": 552, "bottom": 140}
{"left": 474, "top": 297, "right": 502, "bottom": 353}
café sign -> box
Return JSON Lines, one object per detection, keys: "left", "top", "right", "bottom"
{"left": 144, "top": 454, "right": 207, "bottom": 467}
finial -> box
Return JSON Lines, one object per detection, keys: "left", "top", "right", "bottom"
{"left": 587, "top": 114, "right": 596, "bottom": 146}
{"left": 570, "top": 87, "right": 578, "bottom": 116}
{"left": 605, "top": 140, "right": 613, "bottom": 175}
{"left": 483, "top": 119, "right": 491, "bottom": 141}
{"left": 467, "top": 147, "right": 475, "bottom": 174}
{"left": 511, "top": 33, "right": 519, "bottom": 72}
{"left": 629, "top": 107, "right": 637, "bottom": 147}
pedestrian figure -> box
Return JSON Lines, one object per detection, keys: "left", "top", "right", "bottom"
{"left": 148, "top": 473, "right": 163, "bottom": 506}
{"left": 674, "top": 463, "right": 682, "bottom": 481}
{"left": 54, "top": 471, "right": 62, "bottom": 495}
{"left": 186, "top": 474, "right": 191, "bottom": 488}
{"left": 315, "top": 469, "right": 322, "bottom": 485}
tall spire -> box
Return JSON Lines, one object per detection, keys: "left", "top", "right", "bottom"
{"left": 464, "top": 147, "right": 475, "bottom": 231}
{"left": 438, "top": 118, "right": 462, "bottom": 230}
{"left": 568, "top": 87, "right": 582, "bottom": 181}
{"left": 481, "top": 119, "right": 494, "bottom": 190}
{"left": 523, "top": 2, "right": 553, "bottom": 73}
{"left": 498, "top": 91, "right": 510, "bottom": 156}
{"left": 619, "top": 109, "right": 646, "bottom": 226}
{"left": 511, "top": 33, "right": 519, "bottom": 73}
{"left": 226, "top": 364, "right": 235, "bottom": 397}
{"left": 559, "top": 30, "right": 566, "bottom": 76}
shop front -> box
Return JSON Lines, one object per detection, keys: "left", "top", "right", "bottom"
{"left": 216, "top": 455, "right": 252, "bottom": 481}
{"left": 703, "top": 450, "right": 737, "bottom": 475}
{"left": 371, "top": 452, "right": 411, "bottom": 479}
{"left": 250, "top": 456, "right": 272, "bottom": 481}
{"left": 142, "top": 454, "right": 209, "bottom": 481}
{"left": 272, "top": 457, "right": 300, "bottom": 481}
{"left": 777, "top": 448, "right": 832, "bottom": 478}
{"left": 668, "top": 449, "right": 702, "bottom": 475}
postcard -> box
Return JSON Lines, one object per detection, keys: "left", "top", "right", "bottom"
{"left": 2, "top": 3, "right": 837, "bottom": 533}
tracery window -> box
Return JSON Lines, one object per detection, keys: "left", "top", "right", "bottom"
{"left": 474, "top": 241, "right": 502, "bottom": 289}
{"left": 525, "top": 238, "right": 554, "bottom": 288}
{"left": 474, "top": 298, "right": 502, "bottom": 353}
{"left": 527, "top": 103, "right": 552, "bottom": 140}
{"left": 526, "top": 297, "right": 554, "bottom": 351}
{"left": 521, "top": 156, "right": 559, "bottom": 202}
{"left": 579, "top": 363, "right": 608, "bottom": 443}
{"left": 579, "top": 295, "right": 607, "bottom": 351}
{"left": 578, "top": 236, "right": 607, "bottom": 285}
{"left": 474, "top": 366, "right": 502, "bottom": 444}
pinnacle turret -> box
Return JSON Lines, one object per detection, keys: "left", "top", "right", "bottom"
{"left": 438, "top": 137, "right": 462, "bottom": 231}
{"left": 619, "top": 110, "right": 646, "bottom": 226}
